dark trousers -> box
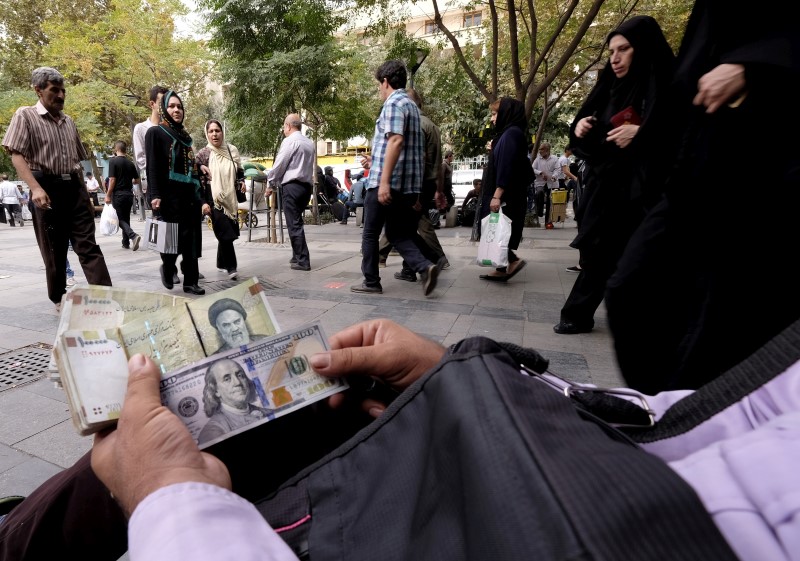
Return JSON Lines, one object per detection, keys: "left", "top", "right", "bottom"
{"left": 535, "top": 185, "right": 551, "bottom": 220}
{"left": 112, "top": 191, "right": 137, "bottom": 246}
{"left": 217, "top": 239, "right": 237, "bottom": 273}
{"left": 281, "top": 181, "right": 312, "bottom": 268}
{"left": 3, "top": 203, "right": 22, "bottom": 226}
{"left": 161, "top": 215, "right": 199, "bottom": 287}
{"left": 30, "top": 177, "right": 111, "bottom": 304}
{"left": 378, "top": 179, "right": 445, "bottom": 271}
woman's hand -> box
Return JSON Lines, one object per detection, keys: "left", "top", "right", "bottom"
{"left": 199, "top": 164, "right": 211, "bottom": 178}
{"left": 606, "top": 123, "right": 640, "bottom": 148}
{"left": 574, "top": 116, "right": 595, "bottom": 138}
{"left": 151, "top": 198, "right": 161, "bottom": 211}
{"left": 694, "top": 64, "right": 746, "bottom": 114}
{"left": 490, "top": 197, "right": 501, "bottom": 213}
{"left": 201, "top": 203, "right": 211, "bottom": 216}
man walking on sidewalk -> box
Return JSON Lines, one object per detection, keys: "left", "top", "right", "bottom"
{"left": 105, "top": 140, "right": 142, "bottom": 251}
{"left": 352, "top": 60, "right": 444, "bottom": 296}
{"left": 2, "top": 66, "right": 111, "bottom": 310}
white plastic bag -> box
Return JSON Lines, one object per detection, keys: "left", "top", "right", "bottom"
{"left": 99, "top": 204, "right": 119, "bottom": 236}
{"left": 477, "top": 208, "right": 512, "bottom": 268}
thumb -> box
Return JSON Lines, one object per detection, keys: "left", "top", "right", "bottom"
{"left": 120, "top": 354, "right": 162, "bottom": 420}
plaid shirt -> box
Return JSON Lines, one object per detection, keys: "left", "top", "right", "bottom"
{"left": 367, "top": 89, "right": 423, "bottom": 195}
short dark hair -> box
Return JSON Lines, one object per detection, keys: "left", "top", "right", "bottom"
{"left": 375, "top": 60, "right": 407, "bottom": 90}
{"left": 149, "top": 85, "right": 168, "bottom": 103}
{"left": 86, "top": 172, "right": 93, "bottom": 177}
{"left": 114, "top": 140, "right": 127, "bottom": 153}
{"left": 208, "top": 298, "right": 247, "bottom": 327}
{"left": 445, "top": 150, "right": 453, "bottom": 158}
{"left": 473, "top": 178, "right": 482, "bottom": 187}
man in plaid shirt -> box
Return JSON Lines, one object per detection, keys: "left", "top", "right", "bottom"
{"left": 352, "top": 60, "right": 444, "bottom": 297}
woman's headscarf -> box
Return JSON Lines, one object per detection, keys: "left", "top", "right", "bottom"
{"left": 205, "top": 119, "right": 242, "bottom": 220}
{"left": 159, "top": 90, "right": 192, "bottom": 147}
{"left": 492, "top": 97, "right": 528, "bottom": 145}
{"left": 156, "top": 89, "right": 199, "bottom": 188}
{"left": 571, "top": 16, "right": 676, "bottom": 144}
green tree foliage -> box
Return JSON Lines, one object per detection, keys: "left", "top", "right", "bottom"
{"left": 0, "top": 0, "right": 213, "bottom": 157}
{"left": 198, "top": 0, "right": 377, "bottom": 155}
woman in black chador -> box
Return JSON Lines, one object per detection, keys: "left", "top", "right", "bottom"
{"left": 553, "top": 15, "right": 675, "bottom": 335}
{"left": 606, "top": 1, "right": 800, "bottom": 393}
{"left": 145, "top": 89, "right": 206, "bottom": 295}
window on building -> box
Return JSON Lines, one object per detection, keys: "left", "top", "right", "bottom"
{"left": 463, "top": 11, "right": 482, "bottom": 27}
{"left": 424, "top": 20, "right": 439, "bottom": 34}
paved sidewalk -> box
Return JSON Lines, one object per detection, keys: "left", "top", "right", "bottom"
{"left": 0, "top": 210, "right": 621, "bottom": 498}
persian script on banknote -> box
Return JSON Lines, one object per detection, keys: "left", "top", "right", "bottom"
{"left": 59, "top": 322, "right": 344, "bottom": 439}
{"left": 56, "top": 278, "right": 286, "bottom": 435}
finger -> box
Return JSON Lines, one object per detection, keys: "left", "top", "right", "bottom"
{"left": 362, "top": 398, "right": 388, "bottom": 418}
{"left": 119, "top": 354, "right": 163, "bottom": 421}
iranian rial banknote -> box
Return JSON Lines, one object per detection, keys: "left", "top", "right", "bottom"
{"left": 159, "top": 322, "right": 347, "bottom": 449}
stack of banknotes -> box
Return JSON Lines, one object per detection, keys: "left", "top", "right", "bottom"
{"left": 54, "top": 278, "right": 347, "bottom": 448}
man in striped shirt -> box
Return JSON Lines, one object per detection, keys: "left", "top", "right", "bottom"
{"left": 351, "top": 60, "right": 444, "bottom": 297}
{"left": 1, "top": 67, "right": 111, "bottom": 310}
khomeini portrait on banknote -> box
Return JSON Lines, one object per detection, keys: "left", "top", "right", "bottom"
{"left": 208, "top": 298, "right": 269, "bottom": 354}
{"left": 198, "top": 358, "right": 271, "bottom": 445}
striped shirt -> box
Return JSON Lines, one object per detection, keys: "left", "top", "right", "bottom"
{"left": 367, "top": 89, "right": 423, "bottom": 195}
{"left": 1, "top": 101, "right": 88, "bottom": 174}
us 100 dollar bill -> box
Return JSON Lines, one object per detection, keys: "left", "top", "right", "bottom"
{"left": 159, "top": 322, "right": 347, "bottom": 449}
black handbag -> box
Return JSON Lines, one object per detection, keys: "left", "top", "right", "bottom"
{"left": 211, "top": 207, "right": 240, "bottom": 242}
{"left": 228, "top": 145, "right": 247, "bottom": 203}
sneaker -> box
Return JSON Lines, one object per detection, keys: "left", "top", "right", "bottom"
{"left": 218, "top": 268, "right": 227, "bottom": 273}
{"left": 441, "top": 259, "right": 450, "bottom": 270}
{"left": 394, "top": 270, "right": 416, "bottom": 282}
{"left": 131, "top": 234, "right": 142, "bottom": 251}
{"left": 291, "top": 263, "right": 311, "bottom": 271}
{"left": 351, "top": 282, "right": 382, "bottom": 294}
{"left": 420, "top": 262, "right": 440, "bottom": 296}
{"left": 565, "top": 265, "right": 582, "bottom": 273}
{"left": 228, "top": 270, "right": 238, "bottom": 280}
{"left": 66, "top": 276, "right": 76, "bottom": 287}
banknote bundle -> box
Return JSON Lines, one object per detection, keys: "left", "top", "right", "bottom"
{"left": 59, "top": 319, "right": 345, "bottom": 447}
{"left": 53, "top": 278, "right": 346, "bottom": 442}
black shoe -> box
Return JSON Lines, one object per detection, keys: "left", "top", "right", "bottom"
{"left": 160, "top": 265, "right": 174, "bottom": 290}
{"left": 122, "top": 244, "right": 130, "bottom": 249}
{"left": 350, "top": 282, "right": 382, "bottom": 294}
{"left": 394, "top": 270, "right": 416, "bottom": 282}
{"left": 172, "top": 273, "right": 181, "bottom": 285}
{"left": 291, "top": 263, "right": 311, "bottom": 271}
{"left": 183, "top": 284, "right": 206, "bottom": 295}
{"left": 553, "top": 321, "right": 593, "bottom": 335}
{"left": 0, "top": 495, "right": 25, "bottom": 517}
{"left": 420, "top": 263, "right": 440, "bottom": 296}
{"left": 289, "top": 257, "right": 298, "bottom": 265}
